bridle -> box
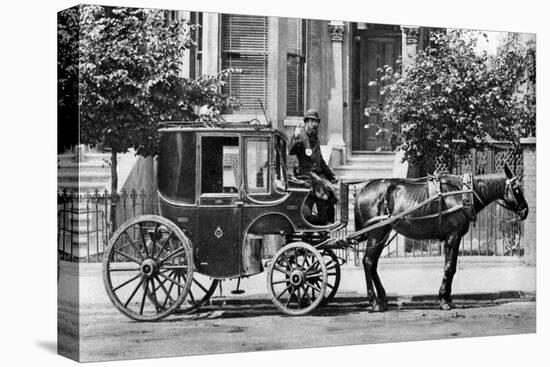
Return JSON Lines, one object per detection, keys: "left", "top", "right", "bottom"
{"left": 497, "top": 176, "right": 524, "bottom": 212}
{"left": 463, "top": 173, "right": 524, "bottom": 219}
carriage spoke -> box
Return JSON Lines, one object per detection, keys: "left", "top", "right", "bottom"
{"left": 154, "top": 231, "right": 174, "bottom": 261}
{"left": 155, "top": 275, "right": 176, "bottom": 305}
{"left": 296, "top": 286, "right": 302, "bottom": 306}
{"left": 158, "top": 272, "right": 187, "bottom": 289}
{"left": 138, "top": 222, "right": 150, "bottom": 259}
{"left": 275, "top": 284, "right": 293, "bottom": 300}
{"left": 187, "top": 289, "right": 196, "bottom": 304}
{"left": 305, "top": 282, "right": 322, "bottom": 294}
{"left": 109, "top": 267, "right": 141, "bottom": 272}
{"left": 149, "top": 223, "right": 161, "bottom": 259}
{"left": 121, "top": 231, "right": 145, "bottom": 260}
{"left": 192, "top": 277, "right": 209, "bottom": 294}
{"left": 149, "top": 278, "right": 160, "bottom": 312}
{"left": 153, "top": 270, "right": 174, "bottom": 291}
{"left": 139, "top": 279, "right": 149, "bottom": 315}
{"left": 112, "top": 273, "right": 142, "bottom": 293}
{"left": 113, "top": 249, "right": 141, "bottom": 264}
{"left": 305, "top": 270, "right": 323, "bottom": 279}
{"left": 124, "top": 277, "right": 145, "bottom": 308}
{"left": 285, "top": 287, "right": 296, "bottom": 308}
{"left": 303, "top": 285, "right": 314, "bottom": 303}
{"left": 303, "top": 259, "right": 320, "bottom": 274}
{"left": 161, "top": 273, "right": 177, "bottom": 308}
{"left": 158, "top": 246, "right": 186, "bottom": 265}
{"left": 160, "top": 265, "right": 189, "bottom": 270}
{"left": 271, "top": 279, "right": 290, "bottom": 285}
{"left": 273, "top": 265, "right": 291, "bottom": 276}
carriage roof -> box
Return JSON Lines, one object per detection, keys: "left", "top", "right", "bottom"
{"left": 158, "top": 121, "right": 287, "bottom": 138}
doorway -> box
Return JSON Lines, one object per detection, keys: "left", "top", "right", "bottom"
{"left": 351, "top": 25, "right": 402, "bottom": 152}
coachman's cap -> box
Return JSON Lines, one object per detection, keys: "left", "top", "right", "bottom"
{"left": 304, "top": 109, "right": 321, "bottom": 122}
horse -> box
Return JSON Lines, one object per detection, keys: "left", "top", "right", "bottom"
{"left": 353, "top": 164, "right": 528, "bottom": 312}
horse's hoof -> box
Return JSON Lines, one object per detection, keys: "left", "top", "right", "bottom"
{"left": 371, "top": 301, "right": 388, "bottom": 312}
{"left": 440, "top": 300, "right": 454, "bottom": 310}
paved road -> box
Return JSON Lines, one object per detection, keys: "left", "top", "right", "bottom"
{"left": 59, "top": 293, "right": 535, "bottom": 362}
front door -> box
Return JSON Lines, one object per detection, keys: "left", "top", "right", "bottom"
{"left": 352, "top": 26, "right": 401, "bottom": 152}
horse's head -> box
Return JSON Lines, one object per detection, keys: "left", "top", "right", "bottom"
{"left": 502, "top": 164, "right": 529, "bottom": 220}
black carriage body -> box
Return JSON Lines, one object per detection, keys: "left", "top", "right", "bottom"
{"left": 157, "top": 124, "right": 347, "bottom": 278}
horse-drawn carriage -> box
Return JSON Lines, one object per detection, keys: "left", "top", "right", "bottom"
{"left": 102, "top": 121, "right": 528, "bottom": 321}
{"left": 103, "top": 121, "right": 349, "bottom": 320}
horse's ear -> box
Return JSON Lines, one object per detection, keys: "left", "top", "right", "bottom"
{"left": 504, "top": 164, "right": 514, "bottom": 179}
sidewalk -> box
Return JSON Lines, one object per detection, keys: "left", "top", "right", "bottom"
{"left": 60, "top": 257, "right": 536, "bottom": 306}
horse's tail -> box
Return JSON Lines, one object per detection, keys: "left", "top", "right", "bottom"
{"left": 352, "top": 179, "right": 377, "bottom": 240}
{"left": 352, "top": 178, "right": 380, "bottom": 242}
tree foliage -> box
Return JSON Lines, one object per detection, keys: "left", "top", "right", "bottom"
{"left": 369, "top": 30, "right": 536, "bottom": 171}
{"left": 58, "top": 5, "right": 238, "bottom": 158}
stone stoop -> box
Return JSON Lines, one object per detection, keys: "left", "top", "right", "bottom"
{"left": 58, "top": 151, "right": 112, "bottom": 193}
{"left": 58, "top": 149, "right": 112, "bottom": 260}
{"left": 58, "top": 199, "right": 107, "bottom": 260}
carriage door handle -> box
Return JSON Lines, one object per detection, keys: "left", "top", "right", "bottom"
{"left": 235, "top": 201, "right": 244, "bottom": 207}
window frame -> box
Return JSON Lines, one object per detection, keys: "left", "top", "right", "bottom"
{"left": 244, "top": 136, "right": 272, "bottom": 196}
{"left": 286, "top": 18, "right": 307, "bottom": 117}
{"left": 220, "top": 14, "right": 269, "bottom": 114}
{"left": 198, "top": 133, "right": 242, "bottom": 199}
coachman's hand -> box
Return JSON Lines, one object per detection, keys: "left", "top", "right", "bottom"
{"left": 295, "top": 121, "right": 305, "bottom": 138}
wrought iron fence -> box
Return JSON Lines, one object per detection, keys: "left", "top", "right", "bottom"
{"left": 57, "top": 189, "right": 159, "bottom": 262}
{"left": 350, "top": 144, "right": 524, "bottom": 264}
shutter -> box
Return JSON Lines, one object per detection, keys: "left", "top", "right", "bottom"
{"left": 221, "top": 15, "right": 269, "bottom": 112}
{"left": 286, "top": 18, "right": 305, "bottom": 116}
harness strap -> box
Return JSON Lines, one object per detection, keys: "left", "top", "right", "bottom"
{"left": 461, "top": 173, "right": 477, "bottom": 222}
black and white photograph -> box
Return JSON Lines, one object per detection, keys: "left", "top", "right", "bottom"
{"left": 55, "top": 2, "right": 539, "bottom": 362}
{"left": 3, "top": 0, "right": 548, "bottom": 366}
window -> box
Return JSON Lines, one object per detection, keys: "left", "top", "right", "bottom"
{"left": 157, "top": 132, "right": 196, "bottom": 203}
{"left": 246, "top": 139, "right": 269, "bottom": 193}
{"left": 189, "top": 12, "right": 203, "bottom": 79}
{"left": 221, "top": 14, "right": 269, "bottom": 112}
{"left": 286, "top": 18, "right": 306, "bottom": 116}
{"left": 201, "top": 136, "right": 240, "bottom": 194}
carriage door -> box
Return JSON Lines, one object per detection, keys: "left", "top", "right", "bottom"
{"left": 352, "top": 26, "right": 401, "bottom": 152}
{"left": 197, "top": 135, "right": 242, "bottom": 277}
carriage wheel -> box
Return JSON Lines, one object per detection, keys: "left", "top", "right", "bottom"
{"left": 102, "top": 215, "right": 194, "bottom": 321}
{"left": 267, "top": 242, "right": 327, "bottom": 316}
{"left": 175, "top": 276, "right": 219, "bottom": 313}
{"left": 148, "top": 239, "right": 219, "bottom": 314}
{"left": 320, "top": 249, "right": 341, "bottom": 303}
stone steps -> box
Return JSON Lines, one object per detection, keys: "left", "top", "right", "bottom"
{"left": 333, "top": 153, "right": 397, "bottom": 231}
{"left": 58, "top": 151, "right": 112, "bottom": 193}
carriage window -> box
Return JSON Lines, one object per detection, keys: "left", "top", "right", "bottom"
{"left": 246, "top": 139, "right": 269, "bottom": 193}
{"left": 201, "top": 136, "right": 240, "bottom": 194}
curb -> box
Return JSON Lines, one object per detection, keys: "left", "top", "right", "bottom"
{"left": 202, "top": 290, "right": 536, "bottom": 307}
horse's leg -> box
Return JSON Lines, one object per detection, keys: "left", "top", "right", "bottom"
{"left": 362, "top": 242, "right": 376, "bottom": 306}
{"left": 370, "top": 230, "right": 391, "bottom": 312}
{"left": 438, "top": 233, "right": 461, "bottom": 310}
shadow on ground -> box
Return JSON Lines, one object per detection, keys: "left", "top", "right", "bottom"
{"left": 153, "top": 291, "right": 535, "bottom": 322}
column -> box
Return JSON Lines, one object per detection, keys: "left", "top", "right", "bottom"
{"left": 202, "top": 12, "right": 219, "bottom": 75}
{"left": 401, "top": 26, "right": 419, "bottom": 73}
{"left": 521, "top": 137, "right": 536, "bottom": 265}
{"left": 327, "top": 21, "right": 346, "bottom": 157}
{"left": 267, "top": 17, "right": 287, "bottom": 130}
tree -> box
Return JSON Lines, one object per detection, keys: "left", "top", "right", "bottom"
{"left": 370, "top": 30, "right": 535, "bottom": 173}
{"left": 58, "top": 5, "right": 237, "bottom": 229}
